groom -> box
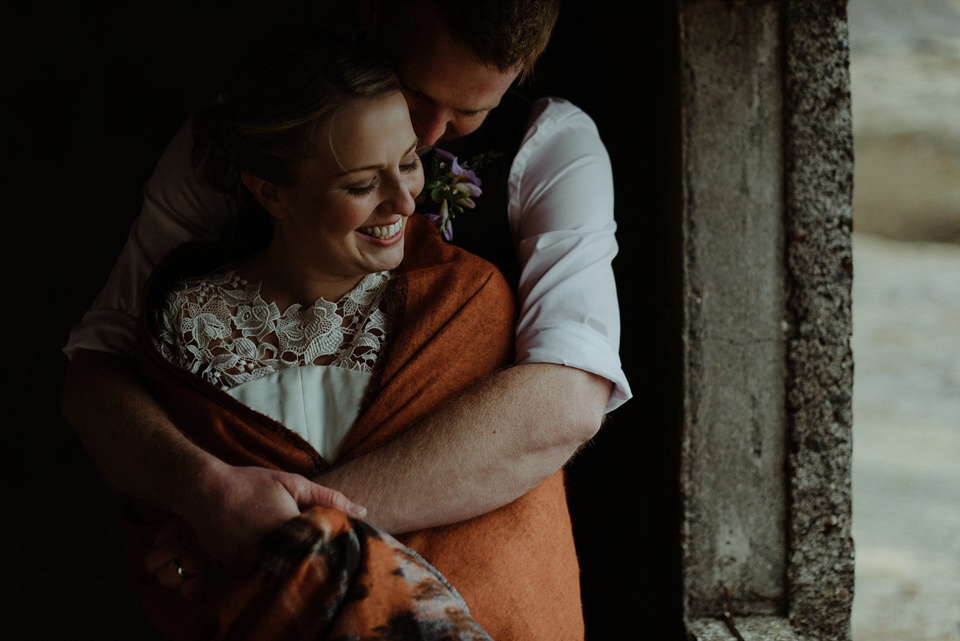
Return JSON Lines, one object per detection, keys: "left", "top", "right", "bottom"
{"left": 63, "top": 0, "right": 630, "bottom": 637}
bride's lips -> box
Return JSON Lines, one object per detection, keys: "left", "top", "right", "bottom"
{"left": 356, "top": 218, "right": 404, "bottom": 245}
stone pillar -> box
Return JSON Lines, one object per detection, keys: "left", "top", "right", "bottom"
{"left": 679, "top": 1, "right": 854, "bottom": 639}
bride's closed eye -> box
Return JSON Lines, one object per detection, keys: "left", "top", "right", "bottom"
{"left": 345, "top": 155, "right": 420, "bottom": 197}
{"left": 346, "top": 180, "right": 377, "bottom": 196}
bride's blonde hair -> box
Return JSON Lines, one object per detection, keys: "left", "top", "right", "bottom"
{"left": 191, "top": 29, "right": 399, "bottom": 250}
{"left": 192, "top": 30, "right": 399, "bottom": 196}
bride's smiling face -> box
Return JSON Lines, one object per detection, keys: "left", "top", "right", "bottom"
{"left": 269, "top": 92, "right": 424, "bottom": 288}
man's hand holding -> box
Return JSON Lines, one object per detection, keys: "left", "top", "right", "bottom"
{"left": 146, "top": 462, "right": 367, "bottom": 597}
{"left": 182, "top": 462, "right": 367, "bottom": 563}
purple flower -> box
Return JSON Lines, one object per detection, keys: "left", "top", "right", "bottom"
{"left": 452, "top": 182, "right": 481, "bottom": 205}
{"left": 434, "top": 148, "right": 481, "bottom": 187}
{"left": 424, "top": 201, "right": 454, "bottom": 241}
{"left": 420, "top": 148, "right": 498, "bottom": 242}
{"left": 433, "top": 148, "right": 456, "bottom": 163}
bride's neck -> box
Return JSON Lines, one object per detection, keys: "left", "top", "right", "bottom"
{"left": 237, "top": 242, "right": 363, "bottom": 308}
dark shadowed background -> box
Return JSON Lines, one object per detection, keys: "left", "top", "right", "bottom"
{"left": 1, "top": 3, "right": 684, "bottom": 638}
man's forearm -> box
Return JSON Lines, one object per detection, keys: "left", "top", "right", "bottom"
{"left": 317, "top": 362, "right": 610, "bottom": 534}
{"left": 61, "top": 349, "right": 365, "bottom": 562}
{"left": 61, "top": 349, "right": 219, "bottom": 516}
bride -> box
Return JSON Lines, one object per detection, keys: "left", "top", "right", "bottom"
{"left": 154, "top": 39, "right": 422, "bottom": 465}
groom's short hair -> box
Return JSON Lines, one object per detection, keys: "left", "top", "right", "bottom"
{"left": 381, "top": 0, "right": 560, "bottom": 81}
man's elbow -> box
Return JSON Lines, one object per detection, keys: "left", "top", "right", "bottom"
{"left": 557, "top": 370, "right": 610, "bottom": 448}
{"left": 566, "top": 403, "right": 605, "bottom": 448}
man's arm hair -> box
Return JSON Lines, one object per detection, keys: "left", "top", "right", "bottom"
{"left": 63, "top": 350, "right": 607, "bottom": 544}
{"left": 318, "top": 362, "right": 610, "bottom": 533}
{"left": 62, "top": 349, "right": 214, "bottom": 515}
{"left": 61, "top": 349, "right": 364, "bottom": 562}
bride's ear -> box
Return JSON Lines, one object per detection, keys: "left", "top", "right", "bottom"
{"left": 241, "top": 170, "right": 290, "bottom": 219}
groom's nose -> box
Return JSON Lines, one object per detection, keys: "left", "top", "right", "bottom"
{"left": 412, "top": 108, "right": 452, "bottom": 147}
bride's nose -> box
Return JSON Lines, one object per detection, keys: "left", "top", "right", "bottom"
{"left": 381, "top": 176, "right": 416, "bottom": 216}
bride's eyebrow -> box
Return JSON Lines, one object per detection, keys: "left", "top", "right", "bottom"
{"left": 335, "top": 142, "right": 419, "bottom": 177}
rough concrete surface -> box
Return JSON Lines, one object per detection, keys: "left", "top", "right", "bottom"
{"left": 680, "top": 0, "right": 788, "bottom": 617}
{"left": 783, "top": 1, "right": 856, "bottom": 638}
{"left": 680, "top": 1, "right": 857, "bottom": 637}
{"left": 688, "top": 615, "right": 802, "bottom": 641}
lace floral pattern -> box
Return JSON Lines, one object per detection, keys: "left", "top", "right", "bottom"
{"left": 153, "top": 268, "right": 395, "bottom": 391}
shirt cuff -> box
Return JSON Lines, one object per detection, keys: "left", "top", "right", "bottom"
{"left": 515, "top": 323, "right": 632, "bottom": 414}
{"left": 63, "top": 309, "right": 139, "bottom": 360}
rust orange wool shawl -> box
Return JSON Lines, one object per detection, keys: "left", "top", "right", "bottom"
{"left": 127, "top": 214, "right": 584, "bottom": 641}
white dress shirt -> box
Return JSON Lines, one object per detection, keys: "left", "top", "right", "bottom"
{"left": 65, "top": 97, "right": 632, "bottom": 412}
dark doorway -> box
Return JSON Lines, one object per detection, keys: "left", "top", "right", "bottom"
{"left": 533, "top": 2, "right": 685, "bottom": 639}
{"left": 2, "top": 1, "right": 684, "bottom": 638}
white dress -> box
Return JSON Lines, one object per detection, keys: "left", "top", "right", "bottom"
{"left": 152, "top": 268, "right": 395, "bottom": 462}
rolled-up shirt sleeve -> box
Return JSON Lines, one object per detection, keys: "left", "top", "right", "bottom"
{"left": 64, "top": 118, "right": 234, "bottom": 359}
{"left": 509, "top": 98, "right": 631, "bottom": 413}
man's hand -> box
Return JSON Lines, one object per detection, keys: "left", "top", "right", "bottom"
{"left": 181, "top": 463, "right": 367, "bottom": 563}
{"left": 63, "top": 352, "right": 608, "bottom": 573}
{"left": 61, "top": 350, "right": 365, "bottom": 580}
{"left": 145, "top": 464, "right": 366, "bottom": 598}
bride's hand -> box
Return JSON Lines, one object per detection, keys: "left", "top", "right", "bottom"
{"left": 144, "top": 518, "right": 212, "bottom": 599}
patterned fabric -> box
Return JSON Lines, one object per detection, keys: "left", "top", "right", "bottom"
{"left": 212, "top": 509, "right": 493, "bottom": 641}
{"left": 152, "top": 268, "right": 393, "bottom": 391}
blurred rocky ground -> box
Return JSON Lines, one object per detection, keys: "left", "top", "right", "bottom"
{"left": 850, "top": 0, "right": 960, "bottom": 242}
{"left": 848, "top": 1, "right": 960, "bottom": 640}
{"left": 851, "top": 236, "right": 960, "bottom": 641}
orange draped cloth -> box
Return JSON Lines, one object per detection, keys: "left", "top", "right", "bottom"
{"left": 127, "top": 215, "right": 584, "bottom": 640}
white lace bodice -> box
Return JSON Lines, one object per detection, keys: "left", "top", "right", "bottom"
{"left": 153, "top": 267, "right": 395, "bottom": 392}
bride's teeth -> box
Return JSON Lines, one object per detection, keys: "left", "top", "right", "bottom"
{"left": 360, "top": 221, "right": 400, "bottom": 239}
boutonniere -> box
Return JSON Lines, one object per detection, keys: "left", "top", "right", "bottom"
{"left": 417, "top": 148, "right": 500, "bottom": 241}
